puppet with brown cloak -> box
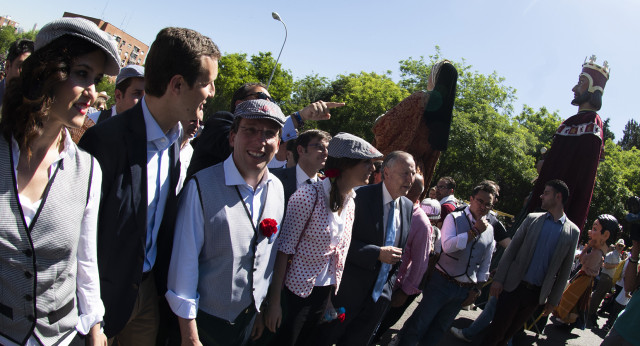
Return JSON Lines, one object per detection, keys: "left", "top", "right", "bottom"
{"left": 373, "top": 60, "right": 458, "bottom": 190}
{"left": 526, "top": 56, "right": 609, "bottom": 231}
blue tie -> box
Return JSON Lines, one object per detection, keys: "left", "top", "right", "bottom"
{"left": 372, "top": 200, "right": 396, "bottom": 301}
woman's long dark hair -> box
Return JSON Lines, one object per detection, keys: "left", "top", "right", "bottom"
{"left": 0, "top": 36, "right": 101, "bottom": 157}
{"left": 325, "top": 156, "right": 364, "bottom": 212}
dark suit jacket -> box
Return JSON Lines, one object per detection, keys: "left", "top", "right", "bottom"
{"left": 334, "top": 183, "right": 413, "bottom": 309}
{"left": 96, "top": 108, "right": 112, "bottom": 124}
{"left": 78, "top": 102, "right": 180, "bottom": 336}
{"left": 271, "top": 166, "right": 297, "bottom": 206}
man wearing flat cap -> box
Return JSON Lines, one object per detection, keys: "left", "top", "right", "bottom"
{"left": 79, "top": 27, "right": 220, "bottom": 344}
{"left": 526, "top": 56, "right": 610, "bottom": 231}
{"left": 317, "top": 150, "right": 416, "bottom": 346}
{"left": 166, "top": 99, "right": 286, "bottom": 345}
{"left": 90, "top": 64, "right": 145, "bottom": 124}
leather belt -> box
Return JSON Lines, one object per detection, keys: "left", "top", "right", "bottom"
{"left": 437, "top": 269, "right": 476, "bottom": 288}
{"left": 520, "top": 281, "right": 541, "bottom": 291}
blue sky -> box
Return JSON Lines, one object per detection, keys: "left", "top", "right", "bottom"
{"left": 4, "top": 0, "right": 637, "bottom": 139}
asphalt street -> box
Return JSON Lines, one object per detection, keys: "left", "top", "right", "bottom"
{"left": 378, "top": 295, "right": 609, "bottom": 345}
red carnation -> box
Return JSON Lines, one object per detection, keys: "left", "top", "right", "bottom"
{"left": 260, "top": 218, "right": 278, "bottom": 237}
{"left": 337, "top": 312, "right": 346, "bottom": 322}
{"left": 325, "top": 169, "right": 341, "bottom": 178}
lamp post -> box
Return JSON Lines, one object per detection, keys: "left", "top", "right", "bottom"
{"left": 267, "top": 11, "right": 287, "bottom": 90}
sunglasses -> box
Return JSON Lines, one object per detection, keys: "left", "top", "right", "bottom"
{"left": 245, "top": 92, "right": 276, "bottom": 103}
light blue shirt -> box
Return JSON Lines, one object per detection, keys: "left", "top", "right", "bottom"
{"left": 165, "top": 155, "right": 273, "bottom": 319}
{"left": 523, "top": 212, "right": 566, "bottom": 286}
{"left": 141, "top": 97, "right": 181, "bottom": 272}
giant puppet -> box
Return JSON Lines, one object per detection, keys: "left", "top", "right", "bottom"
{"left": 372, "top": 60, "right": 458, "bottom": 190}
{"left": 527, "top": 56, "right": 609, "bottom": 230}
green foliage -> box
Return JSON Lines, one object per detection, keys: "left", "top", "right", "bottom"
{"left": 618, "top": 119, "right": 640, "bottom": 150}
{"left": 96, "top": 77, "right": 116, "bottom": 109}
{"left": 203, "top": 52, "right": 294, "bottom": 119}
{"left": 283, "top": 74, "right": 333, "bottom": 116}
{"left": 588, "top": 139, "right": 640, "bottom": 241}
{"left": 603, "top": 118, "right": 615, "bottom": 142}
{"left": 515, "top": 105, "right": 562, "bottom": 153}
{"left": 0, "top": 26, "right": 37, "bottom": 66}
{"left": 315, "top": 72, "right": 409, "bottom": 142}
{"left": 398, "top": 47, "right": 517, "bottom": 116}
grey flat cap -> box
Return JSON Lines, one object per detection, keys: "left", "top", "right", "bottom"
{"left": 35, "top": 18, "right": 120, "bottom": 76}
{"left": 234, "top": 99, "right": 286, "bottom": 127}
{"left": 328, "top": 132, "right": 382, "bottom": 159}
{"left": 116, "top": 64, "right": 144, "bottom": 85}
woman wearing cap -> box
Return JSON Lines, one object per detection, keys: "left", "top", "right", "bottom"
{"left": 0, "top": 18, "right": 120, "bottom": 346}
{"left": 263, "top": 132, "right": 382, "bottom": 346}
{"left": 553, "top": 214, "right": 620, "bottom": 329}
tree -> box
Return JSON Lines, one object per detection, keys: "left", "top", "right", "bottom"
{"left": 588, "top": 139, "right": 640, "bottom": 242}
{"left": 315, "top": 72, "right": 409, "bottom": 142}
{"left": 203, "top": 52, "right": 294, "bottom": 119}
{"left": 603, "top": 118, "right": 615, "bottom": 142}
{"left": 96, "top": 77, "right": 116, "bottom": 109}
{"left": 399, "top": 47, "right": 517, "bottom": 116}
{"left": 1, "top": 26, "right": 37, "bottom": 68}
{"left": 515, "top": 105, "right": 562, "bottom": 155}
{"left": 618, "top": 119, "right": 640, "bottom": 150}
{"left": 283, "top": 73, "right": 333, "bottom": 116}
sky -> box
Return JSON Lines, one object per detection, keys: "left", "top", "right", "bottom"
{"left": 4, "top": 0, "right": 638, "bottom": 139}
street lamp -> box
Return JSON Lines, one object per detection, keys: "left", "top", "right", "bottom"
{"left": 267, "top": 11, "right": 287, "bottom": 90}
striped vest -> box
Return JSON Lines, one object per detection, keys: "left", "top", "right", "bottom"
{"left": 0, "top": 137, "right": 93, "bottom": 345}
{"left": 193, "top": 163, "right": 284, "bottom": 322}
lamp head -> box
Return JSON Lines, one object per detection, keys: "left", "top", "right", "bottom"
{"left": 272, "top": 12, "right": 282, "bottom": 22}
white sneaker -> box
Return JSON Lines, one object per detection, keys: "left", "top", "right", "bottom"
{"left": 450, "top": 327, "right": 472, "bottom": 343}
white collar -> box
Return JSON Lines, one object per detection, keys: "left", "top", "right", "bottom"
{"left": 223, "top": 154, "right": 272, "bottom": 190}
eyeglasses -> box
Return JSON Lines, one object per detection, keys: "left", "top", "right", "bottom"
{"left": 245, "top": 92, "right": 276, "bottom": 103}
{"left": 474, "top": 197, "right": 494, "bottom": 209}
{"left": 306, "top": 143, "right": 329, "bottom": 152}
{"left": 239, "top": 126, "right": 279, "bottom": 140}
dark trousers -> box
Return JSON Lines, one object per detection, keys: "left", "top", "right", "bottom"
{"left": 481, "top": 282, "right": 541, "bottom": 346}
{"left": 271, "top": 285, "right": 332, "bottom": 346}
{"left": 373, "top": 292, "right": 419, "bottom": 341}
{"left": 589, "top": 273, "right": 613, "bottom": 317}
{"left": 196, "top": 306, "right": 257, "bottom": 346}
{"left": 313, "top": 295, "right": 391, "bottom": 346}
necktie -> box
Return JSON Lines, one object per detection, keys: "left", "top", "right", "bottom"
{"left": 372, "top": 200, "right": 396, "bottom": 301}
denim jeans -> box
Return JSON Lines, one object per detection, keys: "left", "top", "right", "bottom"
{"left": 399, "top": 272, "right": 470, "bottom": 346}
{"left": 463, "top": 295, "right": 497, "bottom": 338}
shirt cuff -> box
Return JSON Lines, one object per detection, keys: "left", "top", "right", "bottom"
{"left": 282, "top": 116, "right": 297, "bottom": 141}
{"left": 75, "top": 313, "right": 103, "bottom": 335}
{"left": 165, "top": 290, "right": 199, "bottom": 319}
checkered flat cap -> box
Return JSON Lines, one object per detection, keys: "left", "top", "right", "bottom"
{"left": 328, "top": 132, "right": 382, "bottom": 159}
{"left": 234, "top": 99, "right": 286, "bottom": 127}
{"left": 35, "top": 18, "right": 120, "bottom": 76}
{"left": 116, "top": 64, "right": 145, "bottom": 85}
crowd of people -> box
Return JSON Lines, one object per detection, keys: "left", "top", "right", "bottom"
{"left": 0, "top": 17, "right": 638, "bottom": 346}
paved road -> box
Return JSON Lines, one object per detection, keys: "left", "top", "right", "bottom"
{"left": 377, "top": 295, "right": 609, "bottom": 345}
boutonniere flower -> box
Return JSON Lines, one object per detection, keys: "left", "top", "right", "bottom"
{"left": 260, "top": 218, "right": 278, "bottom": 238}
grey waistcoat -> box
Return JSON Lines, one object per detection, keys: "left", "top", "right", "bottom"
{"left": 437, "top": 210, "right": 493, "bottom": 283}
{"left": 193, "top": 163, "right": 284, "bottom": 322}
{"left": 0, "top": 137, "right": 92, "bottom": 346}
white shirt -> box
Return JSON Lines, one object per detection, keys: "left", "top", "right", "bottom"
{"left": 439, "top": 206, "right": 494, "bottom": 283}
{"left": 87, "top": 106, "right": 117, "bottom": 124}
{"left": 177, "top": 142, "right": 194, "bottom": 194}
{"left": 165, "top": 155, "right": 273, "bottom": 319}
{"left": 314, "top": 178, "right": 355, "bottom": 286}
{"left": 0, "top": 130, "right": 104, "bottom": 346}
{"left": 439, "top": 194, "right": 457, "bottom": 206}
{"left": 142, "top": 97, "right": 181, "bottom": 272}
{"left": 382, "top": 181, "right": 401, "bottom": 244}
{"left": 295, "top": 164, "right": 317, "bottom": 188}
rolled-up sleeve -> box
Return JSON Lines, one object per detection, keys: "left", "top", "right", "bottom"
{"left": 165, "top": 179, "right": 204, "bottom": 319}
{"left": 76, "top": 158, "right": 105, "bottom": 334}
{"left": 278, "top": 186, "right": 316, "bottom": 254}
{"left": 440, "top": 213, "right": 469, "bottom": 253}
